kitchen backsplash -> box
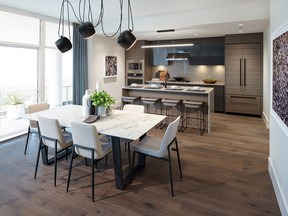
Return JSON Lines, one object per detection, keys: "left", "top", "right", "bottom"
{"left": 152, "top": 61, "right": 225, "bottom": 82}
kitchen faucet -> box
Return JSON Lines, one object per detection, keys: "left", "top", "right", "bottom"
{"left": 164, "top": 72, "right": 170, "bottom": 88}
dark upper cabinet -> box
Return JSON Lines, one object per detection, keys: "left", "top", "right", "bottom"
{"left": 189, "top": 37, "right": 224, "bottom": 65}
{"left": 150, "top": 37, "right": 224, "bottom": 66}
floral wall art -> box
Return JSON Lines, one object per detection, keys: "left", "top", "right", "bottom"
{"left": 272, "top": 28, "right": 288, "bottom": 126}
{"left": 105, "top": 55, "right": 117, "bottom": 77}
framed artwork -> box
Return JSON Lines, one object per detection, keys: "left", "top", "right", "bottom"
{"left": 272, "top": 22, "right": 288, "bottom": 127}
{"left": 105, "top": 55, "right": 117, "bottom": 77}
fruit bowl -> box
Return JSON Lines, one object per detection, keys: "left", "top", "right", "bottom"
{"left": 203, "top": 79, "right": 217, "bottom": 84}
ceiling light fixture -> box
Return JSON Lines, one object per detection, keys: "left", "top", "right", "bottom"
{"left": 156, "top": 29, "right": 175, "bottom": 33}
{"left": 141, "top": 43, "right": 194, "bottom": 48}
{"left": 55, "top": 0, "right": 136, "bottom": 53}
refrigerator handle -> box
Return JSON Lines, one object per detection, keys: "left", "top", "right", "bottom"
{"left": 240, "top": 58, "right": 242, "bottom": 86}
{"left": 244, "top": 58, "right": 246, "bottom": 86}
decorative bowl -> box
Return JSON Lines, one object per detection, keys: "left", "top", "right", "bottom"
{"left": 203, "top": 79, "right": 217, "bottom": 84}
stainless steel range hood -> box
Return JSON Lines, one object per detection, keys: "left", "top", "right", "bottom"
{"left": 166, "top": 52, "right": 190, "bottom": 61}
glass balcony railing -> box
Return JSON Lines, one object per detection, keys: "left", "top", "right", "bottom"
{"left": 0, "top": 85, "right": 73, "bottom": 142}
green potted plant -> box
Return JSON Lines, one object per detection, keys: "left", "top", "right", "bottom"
{"left": 6, "top": 92, "right": 25, "bottom": 120}
{"left": 90, "top": 90, "right": 115, "bottom": 116}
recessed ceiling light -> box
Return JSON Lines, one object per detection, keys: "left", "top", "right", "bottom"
{"left": 238, "top": 23, "right": 244, "bottom": 27}
{"left": 238, "top": 30, "right": 243, "bottom": 33}
{"left": 194, "top": 33, "right": 198, "bottom": 36}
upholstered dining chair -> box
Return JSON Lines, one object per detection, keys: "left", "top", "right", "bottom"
{"left": 67, "top": 122, "right": 112, "bottom": 202}
{"left": 24, "top": 102, "right": 49, "bottom": 154}
{"left": 34, "top": 116, "right": 73, "bottom": 186}
{"left": 131, "top": 116, "right": 182, "bottom": 196}
{"left": 122, "top": 104, "right": 145, "bottom": 173}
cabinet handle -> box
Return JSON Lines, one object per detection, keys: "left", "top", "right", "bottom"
{"left": 239, "top": 59, "right": 242, "bottom": 86}
{"left": 244, "top": 58, "right": 246, "bottom": 86}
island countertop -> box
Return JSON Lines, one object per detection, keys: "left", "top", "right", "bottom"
{"left": 145, "top": 80, "right": 225, "bottom": 86}
{"left": 122, "top": 85, "right": 214, "bottom": 133}
{"left": 122, "top": 84, "right": 214, "bottom": 94}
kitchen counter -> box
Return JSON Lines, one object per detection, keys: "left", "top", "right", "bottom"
{"left": 146, "top": 80, "right": 225, "bottom": 86}
{"left": 122, "top": 85, "right": 214, "bottom": 133}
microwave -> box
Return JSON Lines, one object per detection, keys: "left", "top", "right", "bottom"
{"left": 126, "top": 60, "right": 144, "bottom": 73}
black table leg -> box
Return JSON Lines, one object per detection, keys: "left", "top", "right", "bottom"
{"left": 111, "top": 136, "right": 125, "bottom": 190}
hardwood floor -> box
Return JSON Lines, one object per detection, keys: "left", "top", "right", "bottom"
{"left": 0, "top": 113, "right": 281, "bottom": 216}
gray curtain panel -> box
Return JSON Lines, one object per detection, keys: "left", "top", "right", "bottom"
{"left": 72, "top": 23, "right": 88, "bottom": 105}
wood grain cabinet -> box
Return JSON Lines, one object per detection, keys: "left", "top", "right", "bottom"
{"left": 225, "top": 33, "right": 263, "bottom": 116}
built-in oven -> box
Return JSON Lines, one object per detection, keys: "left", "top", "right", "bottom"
{"left": 126, "top": 60, "right": 145, "bottom": 85}
{"left": 126, "top": 60, "right": 144, "bottom": 73}
{"left": 126, "top": 73, "right": 144, "bottom": 86}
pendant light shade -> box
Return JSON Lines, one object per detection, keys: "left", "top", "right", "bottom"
{"left": 55, "top": 36, "right": 72, "bottom": 53}
{"left": 78, "top": 22, "right": 96, "bottom": 39}
{"left": 117, "top": 30, "right": 137, "bottom": 50}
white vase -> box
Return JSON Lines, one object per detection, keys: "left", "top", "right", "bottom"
{"left": 98, "top": 105, "right": 106, "bottom": 117}
{"left": 82, "top": 89, "right": 92, "bottom": 116}
{"left": 7, "top": 104, "right": 25, "bottom": 120}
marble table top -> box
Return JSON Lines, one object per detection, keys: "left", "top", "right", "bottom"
{"left": 23, "top": 105, "right": 166, "bottom": 140}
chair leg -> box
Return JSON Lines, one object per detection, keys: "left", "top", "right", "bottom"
{"left": 54, "top": 141, "right": 58, "bottom": 187}
{"left": 105, "top": 155, "right": 108, "bottom": 167}
{"left": 167, "top": 148, "right": 174, "bottom": 196}
{"left": 130, "top": 151, "right": 136, "bottom": 182}
{"left": 85, "top": 157, "right": 88, "bottom": 166}
{"left": 24, "top": 127, "right": 31, "bottom": 155}
{"left": 127, "top": 142, "right": 131, "bottom": 179}
{"left": 174, "top": 138, "right": 182, "bottom": 178}
{"left": 67, "top": 146, "right": 75, "bottom": 192}
{"left": 34, "top": 139, "right": 42, "bottom": 179}
{"left": 91, "top": 150, "right": 95, "bottom": 202}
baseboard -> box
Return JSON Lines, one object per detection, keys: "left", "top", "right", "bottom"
{"left": 268, "top": 157, "right": 288, "bottom": 216}
{"left": 262, "top": 111, "right": 269, "bottom": 129}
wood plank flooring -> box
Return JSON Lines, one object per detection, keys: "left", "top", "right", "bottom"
{"left": 0, "top": 113, "right": 281, "bottom": 216}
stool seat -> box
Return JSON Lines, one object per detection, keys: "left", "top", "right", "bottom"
{"left": 161, "top": 99, "right": 181, "bottom": 107}
{"left": 122, "top": 96, "right": 140, "bottom": 103}
{"left": 141, "top": 97, "right": 160, "bottom": 104}
{"left": 183, "top": 100, "right": 203, "bottom": 109}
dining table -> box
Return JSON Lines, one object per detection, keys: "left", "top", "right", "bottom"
{"left": 23, "top": 104, "right": 166, "bottom": 190}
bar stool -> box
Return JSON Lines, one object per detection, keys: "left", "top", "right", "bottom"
{"left": 161, "top": 99, "right": 182, "bottom": 130}
{"left": 181, "top": 100, "right": 205, "bottom": 135}
{"left": 121, "top": 96, "right": 141, "bottom": 108}
{"left": 141, "top": 97, "right": 161, "bottom": 114}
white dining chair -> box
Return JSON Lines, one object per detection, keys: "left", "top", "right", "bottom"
{"left": 122, "top": 104, "right": 145, "bottom": 174}
{"left": 34, "top": 116, "right": 73, "bottom": 186}
{"left": 24, "top": 102, "right": 49, "bottom": 154}
{"left": 67, "top": 122, "right": 112, "bottom": 202}
{"left": 131, "top": 116, "right": 182, "bottom": 196}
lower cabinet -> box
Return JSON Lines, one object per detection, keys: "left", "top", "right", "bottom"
{"left": 225, "top": 95, "right": 261, "bottom": 115}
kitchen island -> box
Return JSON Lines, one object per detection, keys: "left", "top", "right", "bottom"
{"left": 122, "top": 85, "right": 214, "bottom": 133}
{"left": 146, "top": 80, "right": 225, "bottom": 113}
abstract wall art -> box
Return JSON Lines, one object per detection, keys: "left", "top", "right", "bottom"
{"left": 105, "top": 55, "right": 117, "bottom": 77}
{"left": 272, "top": 25, "right": 288, "bottom": 126}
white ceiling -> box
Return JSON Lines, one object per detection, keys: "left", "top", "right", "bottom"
{"left": 0, "top": 0, "right": 270, "bottom": 41}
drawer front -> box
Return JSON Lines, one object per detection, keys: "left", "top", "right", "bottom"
{"left": 225, "top": 95, "right": 261, "bottom": 115}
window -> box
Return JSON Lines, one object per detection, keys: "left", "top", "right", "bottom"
{"left": 0, "top": 12, "right": 73, "bottom": 141}
{"left": 45, "top": 22, "right": 73, "bottom": 106}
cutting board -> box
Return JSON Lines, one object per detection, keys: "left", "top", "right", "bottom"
{"left": 159, "top": 71, "right": 167, "bottom": 81}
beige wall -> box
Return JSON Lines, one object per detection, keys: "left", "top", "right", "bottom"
{"left": 87, "top": 36, "right": 125, "bottom": 108}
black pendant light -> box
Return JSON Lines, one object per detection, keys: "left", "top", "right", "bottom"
{"left": 55, "top": 36, "right": 73, "bottom": 53}
{"left": 117, "top": 0, "right": 136, "bottom": 50}
{"left": 78, "top": 22, "right": 95, "bottom": 39}
{"left": 117, "top": 30, "right": 136, "bottom": 50}
{"left": 55, "top": 0, "right": 137, "bottom": 51}
{"left": 55, "top": 0, "right": 72, "bottom": 53}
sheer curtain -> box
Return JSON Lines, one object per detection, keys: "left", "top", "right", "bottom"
{"left": 72, "top": 23, "right": 88, "bottom": 105}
